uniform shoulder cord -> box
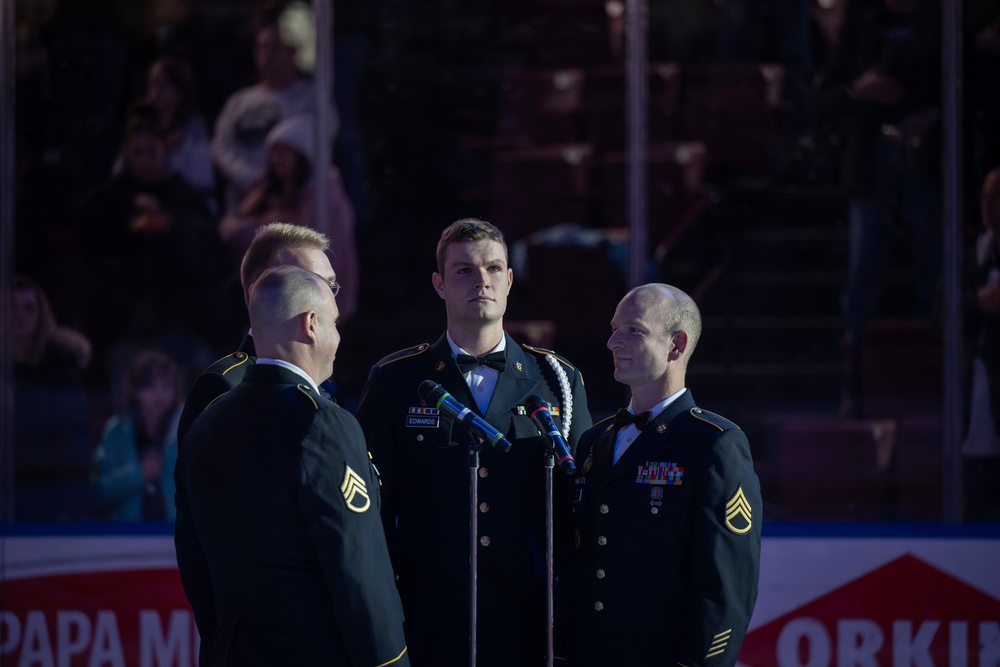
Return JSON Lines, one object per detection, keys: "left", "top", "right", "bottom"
{"left": 544, "top": 353, "right": 572, "bottom": 439}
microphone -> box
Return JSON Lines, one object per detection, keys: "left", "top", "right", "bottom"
{"left": 418, "top": 380, "right": 513, "bottom": 452}
{"left": 525, "top": 394, "right": 576, "bottom": 475}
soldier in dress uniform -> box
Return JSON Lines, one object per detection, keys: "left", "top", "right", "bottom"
{"left": 356, "top": 218, "right": 593, "bottom": 667}
{"left": 175, "top": 265, "right": 408, "bottom": 667}
{"left": 561, "top": 283, "right": 761, "bottom": 667}
{"left": 177, "top": 222, "right": 340, "bottom": 445}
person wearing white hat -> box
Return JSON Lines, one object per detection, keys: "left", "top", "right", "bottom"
{"left": 220, "top": 113, "right": 358, "bottom": 321}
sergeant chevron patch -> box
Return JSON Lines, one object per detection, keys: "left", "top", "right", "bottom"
{"left": 341, "top": 465, "right": 371, "bottom": 513}
{"left": 724, "top": 486, "right": 752, "bottom": 535}
{"left": 705, "top": 628, "right": 732, "bottom": 659}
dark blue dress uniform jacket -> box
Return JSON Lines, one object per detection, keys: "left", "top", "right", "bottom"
{"left": 177, "top": 334, "right": 337, "bottom": 446}
{"left": 562, "top": 389, "right": 761, "bottom": 667}
{"left": 356, "top": 332, "right": 593, "bottom": 667}
{"left": 174, "top": 364, "right": 409, "bottom": 667}
{"left": 176, "top": 333, "right": 255, "bottom": 446}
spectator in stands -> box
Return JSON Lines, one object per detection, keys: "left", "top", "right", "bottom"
{"left": 12, "top": 274, "right": 93, "bottom": 521}
{"left": 220, "top": 114, "right": 358, "bottom": 320}
{"left": 115, "top": 55, "right": 218, "bottom": 215}
{"left": 76, "top": 108, "right": 232, "bottom": 364}
{"left": 92, "top": 349, "right": 181, "bottom": 522}
{"left": 212, "top": 11, "right": 338, "bottom": 214}
{"left": 815, "top": 0, "right": 942, "bottom": 413}
{"left": 963, "top": 166, "right": 1000, "bottom": 522}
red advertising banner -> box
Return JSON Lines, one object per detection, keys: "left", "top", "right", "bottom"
{"left": 2, "top": 531, "right": 999, "bottom": 666}
{"left": 742, "top": 554, "right": 1000, "bottom": 666}
{"left": 1, "top": 569, "right": 196, "bottom": 667}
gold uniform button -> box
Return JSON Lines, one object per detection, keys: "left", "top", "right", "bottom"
{"left": 479, "top": 502, "right": 490, "bottom": 513}
{"left": 234, "top": 352, "right": 246, "bottom": 360}
{"left": 596, "top": 569, "right": 605, "bottom": 579}
{"left": 594, "top": 601, "right": 604, "bottom": 612}
{"left": 480, "top": 536, "right": 491, "bottom": 547}
{"left": 479, "top": 468, "right": 489, "bottom": 478}
{"left": 599, "top": 504, "right": 609, "bottom": 514}
{"left": 597, "top": 535, "right": 607, "bottom": 546}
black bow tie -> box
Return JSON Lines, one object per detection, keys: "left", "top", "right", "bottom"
{"left": 613, "top": 408, "right": 652, "bottom": 430}
{"left": 456, "top": 351, "right": 506, "bottom": 374}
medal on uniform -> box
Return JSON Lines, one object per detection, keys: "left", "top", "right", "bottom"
{"left": 406, "top": 406, "right": 440, "bottom": 428}
{"left": 635, "top": 461, "right": 683, "bottom": 486}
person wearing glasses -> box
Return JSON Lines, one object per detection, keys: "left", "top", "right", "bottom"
{"left": 177, "top": 222, "right": 341, "bottom": 446}
{"left": 175, "top": 265, "right": 409, "bottom": 667}
{"left": 356, "top": 217, "right": 593, "bottom": 667}
{"left": 559, "top": 283, "right": 761, "bottom": 667}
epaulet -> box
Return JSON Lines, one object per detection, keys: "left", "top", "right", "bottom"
{"left": 521, "top": 344, "right": 577, "bottom": 371}
{"left": 593, "top": 413, "right": 616, "bottom": 430}
{"left": 377, "top": 343, "right": 430, "bottom": 368}
{"left": 209, "top": 350, "right": 252, "bottom": 376}
{"left": 296, "top": 384, "right": 325, "bottom": 410}
{"left": 688, "top": 407, "right": 740, "bottom": 432}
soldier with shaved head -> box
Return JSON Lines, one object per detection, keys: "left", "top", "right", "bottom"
{"left": 560, "top": 283, "right": 761, "bottom": 667}
{"left": 174, "top": 264, "right": 409, "bottom": 667}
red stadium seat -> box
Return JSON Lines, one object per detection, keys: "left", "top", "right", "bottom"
{"left": 778, "top": 418, "right": 896, "bottom": 521}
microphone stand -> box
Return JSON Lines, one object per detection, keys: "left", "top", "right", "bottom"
{"left": 544, "top": 447, "right": 555, "bottom": 667}
{"left": 467, "top": 431, "right": 481, "bottom": 667}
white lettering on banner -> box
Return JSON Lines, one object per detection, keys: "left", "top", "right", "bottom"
{"left": 1, "top": 611, "right": 22, "bottom": 655}
{"left": 892, "top": 620, "right": 938, "bottom": 667}
{"left": 88, "top": 611, "right": 125, "bottom": 667}
{"left": 777, "top": 618, "right": 830, "bottom": 667}
{"left": 57, "top": 611, "right": 91, "bottom": 667}
{"left": 951, "top": 622, "right": 968, "bottom": 667}
{"left": 0, "top": 609, "right": 196, "bottom": 666}
{"left": 776, "top": 618, "right": 1000, "bottom": 667}
{"left": 838, "top": 619, "right": 882, "bottom": 667}
{"left": 139, "top": 610, "right": 192, "bottom": 666}
{"left": 22, "top": 611, "right": 55, "bottom": 667}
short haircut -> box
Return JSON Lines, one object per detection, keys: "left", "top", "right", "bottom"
{"left": 632, "top": 283, "right": 703, "bottom": 356}
{"left": 248, "top": 264, "right": 328, "bottom": 333}
{"left": 435, "top": 218, "right": 508, "bottom": 274}
{"left": 240, "top": 222, "right": 330, "bottom": 294}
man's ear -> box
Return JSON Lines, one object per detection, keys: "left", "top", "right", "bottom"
{"left": 432, "top": 272, "right": 446, "bottom": 299}
{"left": 671, "top": 330, "right": 688, "bottom": 360}
{"left": 506, "top": 267, "right": 513, "bottom": 291}
{"left": 303, "top": 310, "right": 319, "bottom": 343}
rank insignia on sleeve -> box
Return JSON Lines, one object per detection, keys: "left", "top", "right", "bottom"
{"left": 341, "top": 465, "right": 371, "bottom": 513}
{"left": 706, "top": 629, "right": 733, "bottom": 659}
{"left": 724, "top": 486, "right": 752, "bottom": 534}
